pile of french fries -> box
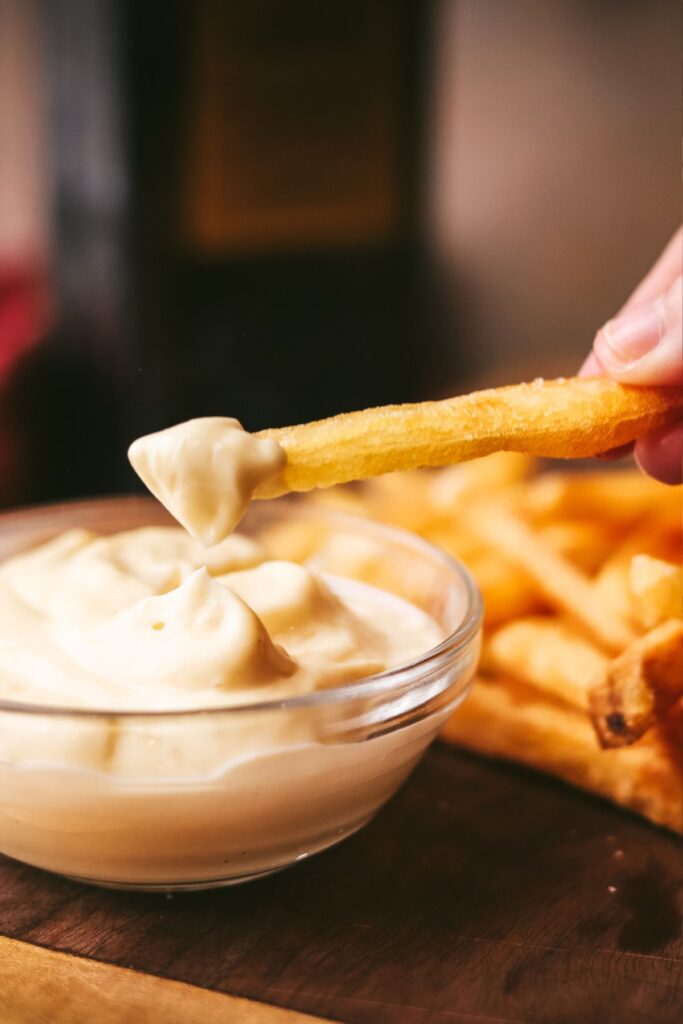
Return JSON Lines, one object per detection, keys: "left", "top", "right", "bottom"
{"left": 314, "top": 455, "right": 683, "bottom": 833}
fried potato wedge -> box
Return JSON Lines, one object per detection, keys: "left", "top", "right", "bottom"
{"left": 589, "top": 619, "right": 683, "bottom": 748}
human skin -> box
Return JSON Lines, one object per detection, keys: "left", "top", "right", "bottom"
{"left": 580, "top": 228, "right": 682, "bottom": 485}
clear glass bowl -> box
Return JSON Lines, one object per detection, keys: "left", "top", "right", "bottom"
{"left": 0, "top": 496, "right": 482, "bottom": 891}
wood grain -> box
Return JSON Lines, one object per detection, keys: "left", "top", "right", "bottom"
{"left": 1, "top": 937, "right": 330, "bottom": 1024}
{"left": 1, "top": 744, "right": 681, "bottom": 1024}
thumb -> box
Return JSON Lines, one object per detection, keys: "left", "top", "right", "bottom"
{"left": 591, "top": 275, "right": 683, "bottom": 386}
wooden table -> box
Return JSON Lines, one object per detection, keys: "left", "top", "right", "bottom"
{"left": 2, "top": 742, "right": 681, "bottom": 1024}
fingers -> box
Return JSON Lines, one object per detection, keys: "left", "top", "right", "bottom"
{"left": 579, "top": 231, "right": 682, "bottom": 481}
{"left": 634, "top": 422, "right": 683, "bottom": 485}
{"left": 578, "top": 351, "right": 602, "bottom": 377}
{"left": 591, "top": 275, "right": 683, "bottom": 387}
{"left": 621, "top": 228, "right": 682, "bottom": 313}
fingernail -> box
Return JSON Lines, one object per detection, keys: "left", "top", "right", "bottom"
{"left": 600, "top": 303, "right": 663, "bottom": 364}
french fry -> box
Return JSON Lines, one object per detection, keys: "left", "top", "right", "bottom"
{"left": 255, "top": 379, "right": 682, "bottom": 497}
{"left": 467, "top": 554, "right": 542, "bottom": 626}
{"left": 363, "top": 472, "right": 443, "bottom": 534}
{"left": 318, "top": 459, "right": 682, "bottom": 831}
{"left": 629, "top": 555, "right": 682, "bottom": 630}
{"left": 484, "top": 617, "right": 607, "bottom": 710}
{"left": 589, "top": 619, "right": 683, "bottom": 748}
{"left": 464, "top": 504, "right": 635, "bottom": 653}
{"left": 320, "top": 472, "right": 443, "bottom": 535}
{"left": 600, "top": 507, "right": 683, "bottom": 566}
{"left": 519, "top": 469, "right": 679, "bottom": 525}
{"left": 442, "top": 676, "right": 683, "bottom": 834}
{"left": 592, "top": 516, "right": 683, "bottom": 626}
{"left": 537, "top": 519, "right": 616, "bottom": 574}
{"left": 428, "top": 452, "right": 535, "bottom": 510}
{"left": 592, "top": 555, "right": 638, "bottom": 628}
{"left": 419, "top": 525, "right": 484, "bottom": 564}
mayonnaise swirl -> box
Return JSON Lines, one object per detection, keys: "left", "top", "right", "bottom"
{"left": 0, "top": 524, "right": 440, "bottom": 710}
{"left": 0, "top": 419, "right": 440, "bottom": 711}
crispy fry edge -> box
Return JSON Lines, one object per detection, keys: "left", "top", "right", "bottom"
{"left": 256, "top": 378, "right": 682, "bottom": 497}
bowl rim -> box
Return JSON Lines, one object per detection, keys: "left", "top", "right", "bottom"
{"left": 0, "top": 494, "right": 483, "bottom": 719}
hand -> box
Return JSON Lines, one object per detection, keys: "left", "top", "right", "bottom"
{"left": 580, "top": 228, "right": 682, "bottom": 484}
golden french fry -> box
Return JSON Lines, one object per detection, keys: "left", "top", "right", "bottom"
{"left": 484, "top": 617, "right": 607, "bottom": 710}
{"left": 442, "top": 676, "right": 683, "bottom": 833}
{"left": 314, "top": 471, "right": 441, "bottom": 535}
{"left": 592, "top": 555, "right": 637, "bottom": 627}
{"left": 464, "top": 504, "right": 634, "bottom": 653}
{"left": 601, "top": 508, "right": 683, "bottom": 563}
{"left": 538, "top": 519, "right": 617, "bottom": 574}
{"left": 362, "top": 471, "right": 440, "bottom": 533}
{"left": 592, "top": 515, "right": 683, "bottom": 626}
{"left": 428, "top": 452, "right": 535, "bottom": 510}
{"left": 309, "top": 447, "right": 682, "bottom": 832}
{"left": 520, "top": 469, "right": 679, "bottom": 525}
{"left": 255, "top": 379, "right": 682, "bottom": 497}
{"left": 468, "top": 555, "right": 542, "bottom": 626}
{"left": 420, "top": 525, "right": 484, "bottom": 563}
{"left": 589, "top": 619, "right": 683, "bottom": 748}
{"left": 629, "top": 555, "right": 682, "bottom": 630}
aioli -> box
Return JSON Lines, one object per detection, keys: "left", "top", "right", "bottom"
{"left": 0, "top": 417, "right": 459, "bottom": 887}
{"left": 0, "top": 417, "right": 441, "bottom": 713}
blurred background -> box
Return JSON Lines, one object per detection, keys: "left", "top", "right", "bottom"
{"left": 0, "top": 0, "right": 679, "bottom": 508}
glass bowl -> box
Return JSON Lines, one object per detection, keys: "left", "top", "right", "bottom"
{"left": 0, "top": 496, "right": 482, "bottom": 891}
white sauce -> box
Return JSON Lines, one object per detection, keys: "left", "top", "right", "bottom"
{"left": 0, "top": 416, "right": 451, "bottom": 886}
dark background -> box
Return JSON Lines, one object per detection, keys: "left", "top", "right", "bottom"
{"left": 0, "top": 0, "right": 679, "bottom": 507}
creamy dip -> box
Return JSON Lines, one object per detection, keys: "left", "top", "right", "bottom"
{"left": 0, "top": 526, "right": 441, "bottom": 713}
{"left": 128, "top": 417, "right": 285, "bottom": 545}
{"left": 0, "top": 417, "right": 461, "bottom": 887}
{"left": 0, "top": 416, "right": 439, "bottom": 712}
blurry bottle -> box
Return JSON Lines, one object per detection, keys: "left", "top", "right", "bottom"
{"left": 129, "top": 0, "right": 437, "bottom": 431}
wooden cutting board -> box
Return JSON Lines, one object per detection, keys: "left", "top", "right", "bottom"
{"left": 1, "top": 743, "right": 681, "bottom": 1024}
